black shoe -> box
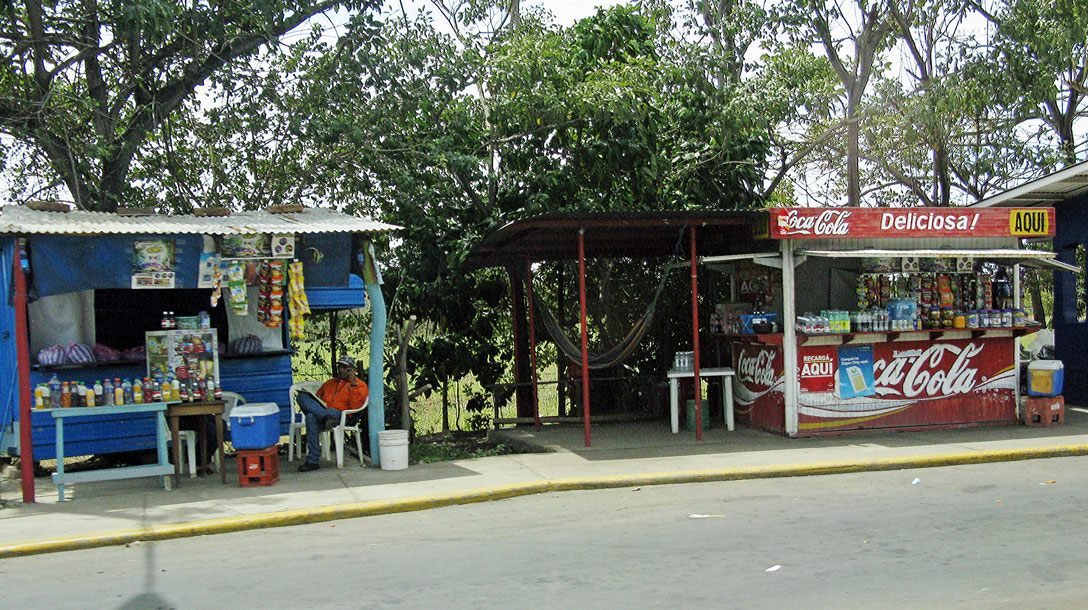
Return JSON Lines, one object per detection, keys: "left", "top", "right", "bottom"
{"left": 323, "top": 415, "right": 339, "bottom": 430}
{"left": 297, "top": 462, "right": 320, "bottom": 472}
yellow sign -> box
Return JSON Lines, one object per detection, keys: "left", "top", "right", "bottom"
{"left": 1010, "top": 209, "right": 1048, "bottom": 236}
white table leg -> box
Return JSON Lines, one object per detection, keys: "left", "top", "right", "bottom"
{"left": 724, "top": 374, "right": 735, "bottom": 432}
{"left": 670, "top": 378, "right": 679, "bottom": 433}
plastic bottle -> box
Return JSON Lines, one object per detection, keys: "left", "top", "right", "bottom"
{"left": 179, "top": 379, "right": 189, "bottom": 402}
{"left": 114, "top": 378, "right": 125, "bottom": 405}
{"left": 122, "top": 378, "right": 133, "bottom": 405}
{"left": 86, "top": 383, "right": 96, "bottom": 407}
{"left": 133, "top": 378, "right": 143, "bottom": 404}
{"left": 48, "top": 374, "right": 61, "bottom": 408}
{"left": 94, "top": 380, "right": 105, "bottom": 406}
{"left": 34, "top": 384, "right": 44, "bottom": 409}
{"left": 213, "top": 378, "right": 222, "bottom": 400}
{"left": 103, "top": 378, "right": 115, "bottom": 406}
{"left": 61, "top": 381, "right": 71, "bottom": 408}
{"left": 162, "top": 311, "right": 170, "bottom": 329}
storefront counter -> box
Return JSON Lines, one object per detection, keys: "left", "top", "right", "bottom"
{"left": 731, "top": 329, "right": 1024, "bottom": 436}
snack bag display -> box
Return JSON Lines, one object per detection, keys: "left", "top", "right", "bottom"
{"left": 257, "top": 260, "right": 286, "bottom": 328}
{"left": 227, "top": 261, "right": 248, "bottom": 315}
{"left": 287, "top": 261, "right": 310, "bottom": 340}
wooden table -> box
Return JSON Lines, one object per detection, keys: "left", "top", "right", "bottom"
{"left": 666, "top": 367, "right": 735, "bottom": 434}
{"left": 167, "top": 400, "right": 226, "bottom": 486}
{"left": 51, "top": 403, "right": 174, "bottom": 502}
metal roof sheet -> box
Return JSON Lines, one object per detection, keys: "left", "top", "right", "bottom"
{"left": 0, "top": 205, "right": 401, "bottom": 235}
{"left": 971, "top": 159, "right": 1088, "bottom": 208}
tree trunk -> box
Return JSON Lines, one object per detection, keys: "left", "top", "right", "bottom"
{"left": 507, "top": 264, "right": 533, "bottom": 420}
{"left": 396, "top": 316, "right": 417, "bottom": 434}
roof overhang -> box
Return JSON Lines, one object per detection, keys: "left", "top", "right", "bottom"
{"left": 464, "top": 211, "right": 767, "bottom": 269}
{"left": 798, "top": 248, "right": 1080, "bottom": 273}
{"left": 972, "top": 159, "right": 1088, "bottom": 208}
{"left": 0, "top": 205, "right": 401, "bottom": 235}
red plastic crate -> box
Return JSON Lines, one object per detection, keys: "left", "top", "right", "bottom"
{"left": 1023, "top": 395, "right": 1065, "bottom": 427}
{"left": 236, "top": 446, "right": 279, "bottom": 487}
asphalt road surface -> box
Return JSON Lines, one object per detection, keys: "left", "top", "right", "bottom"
{"left": 4, "top": 456, "right": 1088, "bottom": 609}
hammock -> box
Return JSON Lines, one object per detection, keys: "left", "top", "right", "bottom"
{"left": 535, "top": 253, "right": 678, "bottom": 370}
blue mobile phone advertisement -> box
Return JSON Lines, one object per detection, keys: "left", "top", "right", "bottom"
{"left": 837, "top": 345, "right": 876, "bottom": 399}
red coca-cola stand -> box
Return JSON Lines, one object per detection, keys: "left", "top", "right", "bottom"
{"left": 728, "top": 207, "right": 1075, "bottom": 437}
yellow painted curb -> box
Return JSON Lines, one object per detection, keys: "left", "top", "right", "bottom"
{"left": 3, "top": 444, "right": 1086, "bottom": 559}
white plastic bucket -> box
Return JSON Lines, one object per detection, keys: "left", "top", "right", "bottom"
{"left": 378, "top": 429, "right": 409, "bottom": 471}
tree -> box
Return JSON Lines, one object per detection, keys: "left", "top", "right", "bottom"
{"left": 0, "top": 0, "right": 379, "bottom": 211}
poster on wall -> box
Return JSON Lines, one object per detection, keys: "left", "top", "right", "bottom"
{"left": 799, "top": 347, "right": 837, "bottom": 393}
{"left": 131, "top": 239, "right": 176, "bottom": 289}
{"left": 837, "top": 344, "right": 875, "bottom": 399}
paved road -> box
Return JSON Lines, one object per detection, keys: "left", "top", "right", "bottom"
{"left": 3, "top": 457, "right": 1087, "bottom": 609}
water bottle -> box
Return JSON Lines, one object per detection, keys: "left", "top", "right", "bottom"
{"left": 49, "top": 374, "right": 61, "bottom": 408}
{"left": 103, "top": 378, "right": 115, "bottom": 406}
{"left": 123, "top": 378, "right": 133, "bottom": 404}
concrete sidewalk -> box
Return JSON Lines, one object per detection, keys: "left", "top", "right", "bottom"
{"left": 2, "top": 407, "right": 1087, "bottom": 558}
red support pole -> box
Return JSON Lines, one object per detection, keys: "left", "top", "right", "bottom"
{"left": 690, "top": 226, "right": 703, "bottom": 440}
{"left": 578, "top": 229, "right": 591, "bottom": 447}
{"left": 524, "top": 257, "right": 541, "bottom": 430}
{"left": 14, "top": 238, "right": 34, "bottom": 501}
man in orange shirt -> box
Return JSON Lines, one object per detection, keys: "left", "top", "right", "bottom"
{"left": 296, "top": 355, "right": 369, "bottom": 472}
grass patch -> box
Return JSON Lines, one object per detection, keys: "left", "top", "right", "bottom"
{"left": 409, "top": 430, "right": 515, "bottom": 464}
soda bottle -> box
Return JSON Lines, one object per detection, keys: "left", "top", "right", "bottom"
{"left": 133, "top": 378, "right": 143, "bottom": 404}
{"left": 150, "top": 378, "right": 162, "bottom": 402}
{"left": 213, "top": 379, "right": 222, "bottom": 400}
{"left": 162, "top": 311, "right": 170, "bottom": 329}
{"left": 61, "top": 381, "right": 71, "bottom": 408}
{"left": 103, "top": 378, "right": 115, "bottom": 406}
{"left": 179, "top": 380, "right": 189, "bottom": 402}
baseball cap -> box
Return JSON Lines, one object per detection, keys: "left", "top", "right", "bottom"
{"left": 337, "top": 355, "right": 356, "bottom": 368}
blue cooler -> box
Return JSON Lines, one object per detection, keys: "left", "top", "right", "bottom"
{"left": 229, "top": 402, "right": 280, "bottom": 449}
{"left": 1027, "top": 360, "right": 1064, "bottom": 397}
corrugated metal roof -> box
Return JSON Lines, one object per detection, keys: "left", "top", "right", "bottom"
{"left": 0, "top": 205, "right": 401, "bottom": 235}
{"left": 971, "top": 159, "right": 1088, "bottom": 208}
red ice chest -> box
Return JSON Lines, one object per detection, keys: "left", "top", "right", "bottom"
{"left": 1022, "top": 395, "right": 1065, "bottom": 427}
{"left": 237, "top": 446, "right": 279, "bottom": 487}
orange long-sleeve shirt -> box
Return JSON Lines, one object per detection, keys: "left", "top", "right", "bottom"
{"left": 317, "top": 378, "right": 369, "bottom": 412}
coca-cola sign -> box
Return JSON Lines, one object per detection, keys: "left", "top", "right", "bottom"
{"left": 873, "top": 342, "right": 985, "bottom": 399}
{"left": 768, "top": 207, "right": 1054, "bottom": 239}
{"left": 737, "top": 346, "right": 780, "bottom": 390}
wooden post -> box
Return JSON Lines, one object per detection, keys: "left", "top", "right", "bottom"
{"left": 689, "top": 226, "right": 703, "bottom": 440}
{"left": 578, "top": 228, "right": 591, "bottom": 447}
{"left": 13, "top": 238, "right": 34, "bottom": 502}
{"left": 525, "top": 257, "right": 541, "bottom": 429}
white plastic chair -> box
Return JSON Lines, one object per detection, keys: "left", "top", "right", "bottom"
{"left": 179, "top": 391, "right": 247, "bottom": 475}
{"left": 176, "top": 430, "right": 198, "bottom": 478}
{"left": 288, "top": 381, "right": 327, "bottom": 462}
{"left": 288, "top": 381, "right": 367, "bottom": 467}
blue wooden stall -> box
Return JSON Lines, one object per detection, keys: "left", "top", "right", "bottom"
{"left": 0, "top": 206, "right": 398, "bottom": 500}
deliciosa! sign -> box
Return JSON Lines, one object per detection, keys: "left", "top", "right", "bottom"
{"left": 768, "top": 207, "right": 1054, "bottom": 239}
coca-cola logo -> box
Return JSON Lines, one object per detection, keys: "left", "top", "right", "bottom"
{"left": 777, "top": 209, "right": 852, "bottom": 236}
{"left": 873, "top": 342, "right": 984, "bottom": 398}
{"left": 737, "top": 348, "right": 778, "bottom": 388}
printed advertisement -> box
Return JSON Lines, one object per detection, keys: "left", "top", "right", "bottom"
{"left": 768, "top": 207, "right": 1054, "bottom": 239}
{"left": 799, "top": 347, "right": 836, "bottom": 393}
{"left": 132, "top": 239, "right": 176, "bottom": 289}
{"left": 837, "top": 345, "right": 875, "bottom": 399}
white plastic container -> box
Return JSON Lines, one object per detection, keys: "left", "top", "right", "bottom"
{"left": 1027, "top": 360, "right": 1064, "bottom": 397}
{"left": 378, "top": 429, "right": 409, "bottom": 471}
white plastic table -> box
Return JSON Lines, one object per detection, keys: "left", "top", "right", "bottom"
{"left": 667, "top": 367, "right": 735, "bottom": 434}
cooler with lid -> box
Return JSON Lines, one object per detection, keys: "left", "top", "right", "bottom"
{"left": 229, "top": 402, "right": 280, "bottom": 449}
{"left": 1026, "top": 360, "right": 1064, "bottom": 397}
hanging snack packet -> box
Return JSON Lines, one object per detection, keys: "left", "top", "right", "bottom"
{"left": 287, "top": 261, "right": 310, "bottom": 340}
{"left": 228, "top": 261, "right": 248, "bottom": 314}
